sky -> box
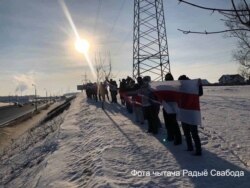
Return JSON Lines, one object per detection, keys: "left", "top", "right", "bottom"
{"left": 0, "top": 0, "right": 240, "bottom": 96}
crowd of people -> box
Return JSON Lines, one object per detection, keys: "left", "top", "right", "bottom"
{"left": 85, "top": 79, "right": 118, "bottom": 106}
{"left": 84, "top": 73, "right": 203, "bottom": 156}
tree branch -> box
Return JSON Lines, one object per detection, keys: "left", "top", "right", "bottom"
{"left": 243, "top": 0, "right": 250, "bottom": 21}
{"left": 178, "top": 0, "right": 248, "bottom": 12}
{"left": 219, "top": 10, "right": 247, "bottom": 17}
{"left": 177, "top": 28, "right": 250, "bottom": 35}
{"left": 220, "top": 18, "right": 238, "bottom": 24}
{"left": 233, "top": 31, "right": 250, "bottom": 49}
{"left": 231, "top": 0, "right": 248, "bottom": 26}
{"left": 177, "top": 0, "right": 250, "bottom": 79}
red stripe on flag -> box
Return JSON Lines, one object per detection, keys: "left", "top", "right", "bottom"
{"left": 153, "top": 90, "right": 200, "bottom": 111}
{"left": 120, "top": 92, "right": 133, "bottom": 105}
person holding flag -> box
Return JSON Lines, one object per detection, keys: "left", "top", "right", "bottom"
{"left": 178, "top": 75, "right": 203, "bottom": 156}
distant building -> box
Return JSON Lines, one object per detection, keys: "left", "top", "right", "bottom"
{"left": 201, "top": 79, "right": 210, "bottom": 85}
{"left": 218, "top": 74, "right": 245, "bottom": 85}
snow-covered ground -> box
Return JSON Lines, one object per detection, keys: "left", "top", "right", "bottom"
{"left": 0, "top": 86, "right": 250, "bottom": 188}
{"left": 200, "top": 86, "right": 250, "bottom": 168}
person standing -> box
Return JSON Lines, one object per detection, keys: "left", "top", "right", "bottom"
{"left": 119, "top": 79, "right": 126, "bottom": 105}
{"left": 112, "top": 80, "right": 118, "bottom": 103}
{"left": 133, "top": 76, "right": 144, "bottom": 124}
{"left": 162, "top": 73, "right": 182, "bottom": 145}
{"left": 178, "top": 75, "right": 202, "bottom": 156}
{"left": 140, "top": 76, "right": 159, "bottom": 134}
{"left": 109, "top": 79, "right": 117, "bottom": 103}
{"left": 98, "top": 82, "right": 106, "bottom": 109}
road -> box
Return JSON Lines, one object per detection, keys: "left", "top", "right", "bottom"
{"left": 0, "top": 103, "right": 47, "bottom": 126}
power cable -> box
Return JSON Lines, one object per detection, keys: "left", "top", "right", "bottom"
{"left": 93, "top": 0, "right": 103, "bottom": 35}
{"left": 106, "top": 0, "right": 126, "bottom": 40}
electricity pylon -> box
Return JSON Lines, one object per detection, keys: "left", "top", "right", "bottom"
{"left": 133, "top": 0, "right": 170, "bottom": 81}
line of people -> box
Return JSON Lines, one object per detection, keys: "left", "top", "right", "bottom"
{"left": 85, "top": 74, "right": 203, "bottom": 156}
{"left": 85, "top": 79, "right": 118, "bottom": 104}
{"left": 118, "top": 74, "right": 203, "bottom": 156}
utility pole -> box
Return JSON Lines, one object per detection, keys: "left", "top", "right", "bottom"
{"left": 133, "top": 0, "right": 170, "bottom": 81}
{"left": 8, "top": 93, "right": 11, "bottom": 105}
{"left": 83, "top": 72, "right": 88, "bottom": 84}
{"left": 44, "top": 88, "right": 48, "bottom": 103}
{"left": 81, "top": 72, "right": 88, "bottom": 93}
{"left": 32, "top": 84, "right": 37, "bottom": 111}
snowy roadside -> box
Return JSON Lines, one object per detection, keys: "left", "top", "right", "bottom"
{"left": 0, "top": 102, "right": 61, "bottom": 151}
{"left": 200, "top": 86, "right": 250, "bottom": 168}
{"left": 0, "top": 112, "right": 63, "bottom": 187}
{"left": 1, "top": 86, "right": 250, "bottom": 188}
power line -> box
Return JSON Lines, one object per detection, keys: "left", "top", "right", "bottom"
{"left": 114, "top": 31, "right": 131, "bottom": 56}
{"left": 93, "top": 0, "right": 103, "bottom": 35}
{"left": 106, "top": 0, "right": 126, "bottom": 40}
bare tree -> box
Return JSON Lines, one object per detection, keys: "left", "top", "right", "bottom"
{"left": 101, "top": 51, "right": 112, "bottom": 81}
{"left": 95, "top": 54, "right": 102, "bottom": 84}
{"left": 94, "top": 51, "right": 113, "bottom": 108}
{"left": 177, "top": 0, "right": 250, "bottom": 79}
{"left": 94, "top": 51, "right": 113, "bottom": 82}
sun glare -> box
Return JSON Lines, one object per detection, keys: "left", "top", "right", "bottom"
{"left": 59, "top": 0, "right": 96, "bottom": 79}
{"left": 75, "top": 38, "right": 90, "bottom": 54}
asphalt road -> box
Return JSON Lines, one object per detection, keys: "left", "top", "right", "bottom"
{"left": 0, "top": 103, "right": 46, "bottom": 126}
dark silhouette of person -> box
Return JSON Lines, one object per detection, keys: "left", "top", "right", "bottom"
{"left": 132, "top": 76, "right": 144, "bottom": 124}
{"left": 109, "top": 79, "right": 118, "bottom": 103}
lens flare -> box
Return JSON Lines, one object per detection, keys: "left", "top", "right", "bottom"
{"left": 75, "top": 39, "right": 90, "bottom": 54}
{"left": 59, "top": 0, "right": 97, "bottom": 80}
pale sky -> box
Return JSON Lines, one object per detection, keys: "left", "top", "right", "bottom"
{"left": 0, "top": 0, "right": 239, "bottom": 96}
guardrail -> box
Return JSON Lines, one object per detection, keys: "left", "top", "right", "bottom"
{"left": 41, "top": 96, "right": 76, "bottom": 123}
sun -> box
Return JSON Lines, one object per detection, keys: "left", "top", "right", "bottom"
{"left": 74, "top": 38, "right": 90, "bottom": 54}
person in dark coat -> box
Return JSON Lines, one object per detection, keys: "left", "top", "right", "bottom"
{"left": 132, "top": 76, "right": 144, "bottom": 124}
{"left": 178, "top": 75, "right": 202, "bottom": 156}
{"left": 109, "top": 79, "right": 118, "bottom": 103}
{"left": 119, "top": 79, "right": 126, "bottom": 105}
{"left": 162, "top": 73, "right": 182, "bottom": 145}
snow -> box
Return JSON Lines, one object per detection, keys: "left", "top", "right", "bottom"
{"left": 0, "top": 86, "right": 250, "bottom": 187}
{"left": 200, "top": 86, "right": 250, "bottom": 168}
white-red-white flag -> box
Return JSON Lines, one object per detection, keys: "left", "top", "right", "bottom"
{"left": 150, "top": 79, "right": 202, "bottom": 125}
